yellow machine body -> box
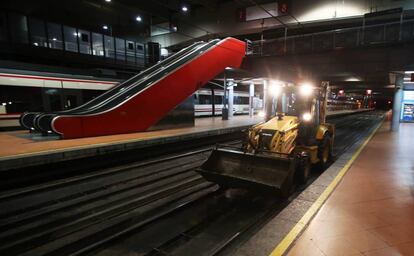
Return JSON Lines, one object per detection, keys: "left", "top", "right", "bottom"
{"left": 198, "top": 82, "right": 335, "bottom": 195}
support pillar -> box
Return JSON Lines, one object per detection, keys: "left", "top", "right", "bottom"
{"left": 391, "top": 74, "right": 404, "bottom": 131}
{"left": 222, "top": 72, "right": 228, "bottom": 120}
{"left": 249, "top": 83, "right": 254, "bottom": 117}
{"left": 228, "top": 84, "right": 234, "bottom": 118}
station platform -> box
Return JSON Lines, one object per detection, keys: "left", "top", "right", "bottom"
{"left": 0, "top": 115, "right": 264, "bottom": 171}
{"left": 283, "top": 118, "right": 414, "bottom": 256}
{"left": 232, "top": 112, "right": 414, "bottom": 256}
{"left": 0, "top": 108, "right": 372, "bottom": 172}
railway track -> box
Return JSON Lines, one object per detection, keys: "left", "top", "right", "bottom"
{"left": 0, "top": 111, "right": 384, "bottom": 256}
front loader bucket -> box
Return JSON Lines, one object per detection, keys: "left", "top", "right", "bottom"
{"left": 197, "top": 148, "right": 296, "bottom": 196}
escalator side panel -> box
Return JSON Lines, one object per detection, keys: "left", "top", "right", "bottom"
{"left": 52, "top": 38, "right": 246, "bottom": 139}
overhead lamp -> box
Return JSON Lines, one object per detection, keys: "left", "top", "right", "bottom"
{"left": 105, "top": 0, "right": 111, "bottom": 2}
{"left": 182, "top": 6, "right": 188, "bottom": 12}
{"left": 299, "top": 83, "right": 313, "bottom": 97}
{"left": 52, "top": 38, "right": 57, "bottom": 41}
{"left": 366, "top": 89, "right": 372, "bottom": 95}
{"left": 103, "top": 25, "right": 108, "bottom": 30}
{"left": 339, "top": 90, "right": 344, "bottom": 94}
{"left": 136, "top": 16, "right": 142, "bottom": 22}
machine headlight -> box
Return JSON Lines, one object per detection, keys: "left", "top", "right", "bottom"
{"left": 258, "top": 111, "right": 265, "bottom": 117}
{"left": 302, "top": 112, "right": 312, "bottom": 121}
{"left": 299, "top": 83, "right": 313, "bottom": 97}
{"left": 269, "top": 80, "right": 282, "bottom": 96}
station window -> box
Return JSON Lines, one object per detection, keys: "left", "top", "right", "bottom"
{"left": 8, "top": 13, "right": 29, "bottom": 44}
{"left": 115, "top": 38, "right": 126, "bottom": 61}
{"left": 47, "top": 22, "right": 63, "bottom": 50}
{"left": 78, "top": 29, "right": 91, "bottom": 54}
{"left": 214, "top": 95, "right": 223, "bottom": 104}
{"left": 104, "top": 35, "right": 115, "bottom": 58}
{"left": 198, "top": 95, "right": 211, "bottom": 104}
{"left": 136, "top": 43, "right": 145, "bottom": 66}
{"left": 28, "top": 17, "right": 47, "bottom": 47}
{"left": 126, "top": 41, "right": 135, "bottom": 63}
{"left": 92, "top": 33, "right": 104, "bottom": 56}
{"left": 63, "top": 26, "right": 78, "bottom": 52}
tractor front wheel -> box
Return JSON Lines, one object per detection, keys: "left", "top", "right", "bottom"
{"left": 317, "top": 134, "right": 332, "bottom": 170}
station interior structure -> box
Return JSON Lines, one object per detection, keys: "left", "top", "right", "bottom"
{"left": 1, "top": 0, "right": 414, "bottom": 255}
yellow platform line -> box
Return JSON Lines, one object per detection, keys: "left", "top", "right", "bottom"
{"left": 269, "top": 119, "right": 384, "bottom": 256}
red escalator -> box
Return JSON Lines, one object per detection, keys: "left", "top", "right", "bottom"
{"left": 51, "top": 37, "right": 246, "bottom": 139}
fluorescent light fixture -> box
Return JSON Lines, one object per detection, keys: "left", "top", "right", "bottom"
{"left": 405, "top": 71, "right": 414, "bottom": 74}
{"left": 182, "top": 6, "right": 188, "bottom": 12}
{"left": 105, "top": 0, "right": 111, "bottom": 2}
{"left": 136, "top": 16, "right": 142, "bottom": 22}
{"left": 225, "top": 67, "right": 232, "bottom": 70}
{"left": 103, "top": 25, "right": 108, "bottom": 30}
{"left": 52, "top": 38, "right": 57, "bottom": 41}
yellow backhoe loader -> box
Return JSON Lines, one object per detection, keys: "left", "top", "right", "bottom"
{"left": 198, "top": 81, "right": 335, "bottom": 197}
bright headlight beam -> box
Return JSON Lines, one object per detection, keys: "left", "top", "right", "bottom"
{"left": 258, "top": 111, "right": 265, "bottom": 117}
{"left": 269, "top": 80, "right": 282, "bottom": 96}
{"left": 302, "top": 112, "right": 312, "bottom": 121}
{"left": 299, "top": 83, "right": 313, "bottom": 96}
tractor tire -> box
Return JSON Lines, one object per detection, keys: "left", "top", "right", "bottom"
{"left": 317, "top": 133, "right": 332, "bottom": 171}
{"left": 295, "top": 154, "right": 311, "bottom": 185}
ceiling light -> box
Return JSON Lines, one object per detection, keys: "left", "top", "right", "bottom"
{"left": 105, "top": 0, "right": 111, "bottom": 2}
{"left": 182, "top": 6, "right": 188, "bottom": 12}
{"left": 136, "top": 16, "right": 142, "bottom": 22}
{"left": 52, "top": 38, "right": 57, "bottom": 41}
{"left": 103, "top": 25, "right": 108, "bottom": 30}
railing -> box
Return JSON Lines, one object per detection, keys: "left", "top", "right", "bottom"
{"left": 250, "top": 18, "right": 414, "bottom": 57}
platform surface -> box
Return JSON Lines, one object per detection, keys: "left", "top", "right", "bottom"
{"left": 287, "top": 121, "right": 414, "bottom": 255}
{"left": 0, "top": 115, "right": 263, "bottom": 167}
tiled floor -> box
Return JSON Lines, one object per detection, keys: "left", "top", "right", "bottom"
{"left": 287, "top": 120, "right": 414, "bottom": 256}
{"left": 0, "top": 115, "right": 263, "bottom": 158}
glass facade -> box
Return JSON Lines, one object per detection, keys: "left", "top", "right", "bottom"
{"left": 78, "top": 29, "right": 91, "bottom": 54}
{"left": 47, "top": 22, "right": 63, "bottom": 50}
{"left": 115, "top": 37, "right": 126, "bottom": 61}
{"left": 63, "top": 26, "right": 78, "bottom": 52}
{"left": 9, "top": 13, "right": 28, "bottom": 43}
{"left": 92, "top": 32, "right": 104, "bottom": 56}
{"left": 0, "top": 11, "right": 147, "bottom": 67}
{"left": 28, "top": 17, "right": 47, "bottom": 47}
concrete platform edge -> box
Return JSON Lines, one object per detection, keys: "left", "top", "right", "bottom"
{"left": 0, "top": 125, "right": 250, "bottom": 171}
{"left": 233, "top": 112, "right": 385, "bottom": 256}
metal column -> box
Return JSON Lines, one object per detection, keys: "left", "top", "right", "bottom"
{"left": 222, "top": 72, "right": 228, "bottom": 120}
{"left": 249, "top": 83, "right": 254, "bottom": 117}
{"left": 391, "top": 74, "right": 404, "bottom": 131}
{"left": 228, "top": 83, "right": 234, "bottom": 118}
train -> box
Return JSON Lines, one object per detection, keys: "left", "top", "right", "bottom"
{"left": 0, "top": 70, "right": 262, "bottom": 129}
{"left": 0, "top": 69, "right": 360, "bottom": 130}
